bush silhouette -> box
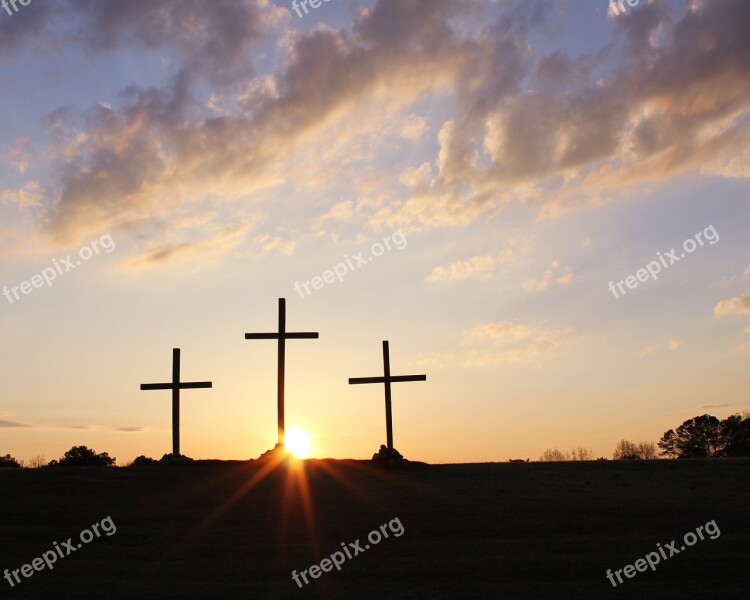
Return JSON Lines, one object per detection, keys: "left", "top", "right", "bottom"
{"left": 0, "top": 454, "right": 21, "bottom": 469}
{"left": 55, "top": 446, "right": 115, "bottom": 467}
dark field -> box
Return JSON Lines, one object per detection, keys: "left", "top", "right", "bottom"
{"left": 1, "top": 458, "right": 748, "bottom": 599}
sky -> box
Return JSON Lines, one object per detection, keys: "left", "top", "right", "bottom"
{"left": 1, "top": 0, "right": 749, "bottom": 464}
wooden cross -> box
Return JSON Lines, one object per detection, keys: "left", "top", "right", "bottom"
{"left": 140, "top": 348, "right": 212, "bottom": 456}
{"left": 349, "top": 340, "right": 426, "bottom": 450}
{"left": 245, "top": 298, "right": 319, "bottom": 447}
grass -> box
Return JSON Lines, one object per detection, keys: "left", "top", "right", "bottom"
{"left": 1, "top": 458, "right": 748, "bottom": 599}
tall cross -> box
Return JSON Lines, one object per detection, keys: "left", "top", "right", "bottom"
{"left": 140, "top": 348, "right": 212, "bottom": 456}
{"left": 245, "top": 298, "right": 319, "bottom": 447}
{"left": 349, "top": 340, "right": 426, "bottom": 450}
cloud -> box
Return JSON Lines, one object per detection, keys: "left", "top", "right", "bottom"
{"left": 0, "top": 420, "right": 31, "bottom": 428}
{"left": 426, "top": 254, "right": 495, "bottom": 283}
{"left": 700, "top": 404, "right": 732, "bottom": 409}
{"left": 128, "top": 222, "right": 255, "bottom": 269}
{"left": 4, "top": 137, "right": 32, "bottom": 173}
{"left": 426, "top": 238, "right": 531, "bottom": 283}
{"left": 639, "top": 339, "right": 683, "bottom": 356}
{"left": 400, "top": 114, "right": 429, "bottom": 141}
{"left": 414, "top": 319, "right": 577, "bottom": 367}
{"left": 462, "top": 320, "right": 577, "bottom": 366}
{"left": 116, "top": 427, "right": 143, "bottom": 433}
{"left": 714, "top": 293, "right": 750, "bottom": 317}
{"left": 318, "top": 200, "right": 356, "bottom": 222}
{"left": 39, "top": 1, "right": 474, "bottom": 242}
{"left": 0, "top": 181, "right": 47, "bottom": 220}
{"left": 0, "top": 0, "right": 281, "bottom": 83}
{"left": 522, "top": 260, "right": 573, "bottom": 292}
{"left": 253, "top": 233, "right": 295, "bottom": 256}
{"left": 5, "top": 0, "right": 749, "bottom": 249}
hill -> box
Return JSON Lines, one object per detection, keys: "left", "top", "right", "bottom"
{"left": 1, "top": 458, "right": 748, "bottom": 599}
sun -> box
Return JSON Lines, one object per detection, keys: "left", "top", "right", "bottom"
{"left": 285, "top": 428, "right": 312, "bottom": 459}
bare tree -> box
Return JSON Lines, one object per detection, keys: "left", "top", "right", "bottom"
{"left": 570, "top": 446, "right": 595, "bottom": 461}
{"left": 540, "top": 448, "right": 568, "bottom": 461}
{"left": 613, "top": 439, "right": 640, "bottom": 460}
{"left": 614, "top": 439, "right": 658, "bottom": 460}
{"left": 637, "top": 441, "right": 657, "bottom": 460}
{"left": 28, "top": 455, "right": 47, "bottom": 468}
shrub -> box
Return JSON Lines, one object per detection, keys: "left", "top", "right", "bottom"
{"left": 0, "top": 454, "right": 21, "bottom": 469}
{"left": 56, "top": 446, "right": 115, "bottom": 467}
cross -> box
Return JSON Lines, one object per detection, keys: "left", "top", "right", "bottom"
{"left": 245, "top": 298, "right": 319, "bottom": 447}
{"left": 349, "top": 340, "right": 426, "bottom": 450}
{"left": 140, "top": 348, "right": 212, "bottom": 456}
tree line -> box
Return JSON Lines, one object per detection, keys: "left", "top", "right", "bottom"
{"left": 3, "top": 415, "right": 749, "bottom": 468}
{"left": 539, "top": 440, "right": 657, "bottom": 461}
{"left": 658, "top": 413, "right": 750, "bottom": 458}
{"left": 0, "top": 446, "right": 114, "bottom": 469}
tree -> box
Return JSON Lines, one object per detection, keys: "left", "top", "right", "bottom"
{"left": 658, "top": 430, "right": 678, "bottom": 458}
{"left": 56, "top": 446, "right": 115, "bottom": 467}
{"left": 719, "top": 414, "right": 750, "bottom": 457}
{"left": 28, "top": 455, "right": 47, "bottom": 468}
{"left": 637, "top": 441, "right": 657, "bottom": 460}
{"left": 674, "top": 415, "right": 722, "bottom": 458}
{"left": 570, "top": 446, "right": 595, "bottom": 461}
{"left": 613, "top": 439, "right": 640, "bottom": 460}
{"left": 540, "top": 448, "right": 568, "bottom": 462}
{"left": 0, "top": 454, "right": 22, "bottom": 469}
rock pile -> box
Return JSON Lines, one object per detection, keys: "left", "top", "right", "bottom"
{"left": 371, "top": 445, "right": 406, "bottom": 465}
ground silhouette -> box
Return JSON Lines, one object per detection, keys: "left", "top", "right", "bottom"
{"left": 1, "top": 459, "right": 748, "bottom": 599}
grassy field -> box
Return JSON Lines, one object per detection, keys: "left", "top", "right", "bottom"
{"left": 1, "top": 458, "right": 748, "bottom": 599}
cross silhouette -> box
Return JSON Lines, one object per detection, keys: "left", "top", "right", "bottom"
{"left": 349, "top": 340, "right": 426, "bottom": 450}
{"left": 245, "top": 298, "right": 319, "bottom": 447}
{"left": 140, "top": 348, "right": 212, "bottom": 456}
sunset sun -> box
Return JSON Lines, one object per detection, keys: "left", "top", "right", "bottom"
{"left": 285, "top": 428, "right": 312, "bottom": 459}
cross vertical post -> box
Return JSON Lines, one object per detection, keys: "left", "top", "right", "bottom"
{"left": 278, "top": 298, "right": 286, "bottom": 446}
{"left": 172, "top": 348, "right": 180, "bottom": 456}
{"left": 349, "top": 340, "right": 426, "bottom": 451}
{"left": 140, "top": 347, "right": 212, "bottom": 457}
{"left": 245, "top": 298, "right": 319, "bottom": 448}
{"left": 382, "top": 341, "right": 394, "bottom": 450}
